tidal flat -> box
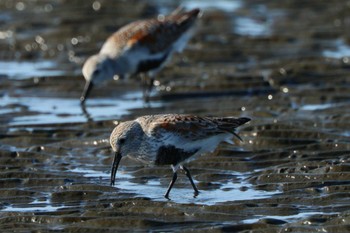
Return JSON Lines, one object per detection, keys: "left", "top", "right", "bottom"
{"left": 1, "top": 0, "right": 350, "bottom": 232}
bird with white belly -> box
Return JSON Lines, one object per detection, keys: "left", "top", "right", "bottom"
{"left": 81, "top": 8, "right": 201, "bottom": 103}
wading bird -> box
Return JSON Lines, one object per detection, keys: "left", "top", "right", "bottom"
{"left": 81, "top": 8, "right": 201, "bottom": 103}
{"left": 109, "top": 114, "right": 250, "bottom": 198}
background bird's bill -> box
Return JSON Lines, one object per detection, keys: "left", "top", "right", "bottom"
{"left": 80, "top": 80, "right": 94, "bottom": 103}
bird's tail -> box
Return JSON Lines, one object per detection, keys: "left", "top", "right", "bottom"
{"left": 213, "top": 117, "right": 251, "bottom": 141}
{"left": 214, "top": 117, "right": 251, "bottom": 128}
{"left": 169, "top": 6, "right": 185, "bottom": 16}
{"left": 168, "top": 8, "right": 201, "bottom": 28}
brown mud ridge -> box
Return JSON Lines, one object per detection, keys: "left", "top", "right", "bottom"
{"left": 1, "top": 0, "right": 350, "bottom": 232}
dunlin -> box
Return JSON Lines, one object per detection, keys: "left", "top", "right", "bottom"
{"left": 109, "top": 114, "right": 250, "bottom": 198}
{"left": 81, "top": 8, "right": 201, "bottom": 103}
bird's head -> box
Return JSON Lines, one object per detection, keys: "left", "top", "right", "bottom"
{"left": 80, "top": 54, "right": 117, "bottom": 103}
{"left": 110, "top": 120, "right": 143, "bottom": 156}
{"left": 109, "top": 120, "right": 144, "bottom": 185}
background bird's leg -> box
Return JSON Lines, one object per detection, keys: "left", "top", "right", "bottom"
{"left": 164, "top": 172, "right": 177, "bottom": 199}
{"left": 140, "top": 73, "right": 154, "bottom": 102}
{"left": 147, "top": 76, "right": 155, "bottom": 95}
{"left": 80, "top": 102, "right": 93, "bottom": 122}
{"left": 182, "top": 166, "right": 199, "bottom": 196}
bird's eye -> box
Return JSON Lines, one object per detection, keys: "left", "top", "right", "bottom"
{"left": 119, "top": 138, "right": 126, "bottom": 144}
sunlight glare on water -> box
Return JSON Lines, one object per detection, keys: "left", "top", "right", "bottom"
{"left": 181, "top": 0, "right": 242, "bottom": 12}
{"left": 2, "top": 198, "right": 64, "bottom": 213}
{"left": 243, "top": 211, "right": 339, "bottom": 224}
{"left": 1, "top": 92, "right": 161, "bottom": 125}
{"left": 299, "top": 102, "right": 347, "bottom": 111}
{"left": 234, "top": 17, "right": 271, "bottom": 36}
{"left": 323, "top": 39, "right": 350, "bottom": 59}
{"left": 70, "top": 167, "right": 110, "bottom": 178}
{"left": 0, "top": 60, "right": 64, "bottom": 79}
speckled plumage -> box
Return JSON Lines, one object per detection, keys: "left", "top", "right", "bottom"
{"left": 109, "top": 114, "right": 250, "bottom": 198}
{"left": 80, "top": 8, "right": 201, "bottom": 103}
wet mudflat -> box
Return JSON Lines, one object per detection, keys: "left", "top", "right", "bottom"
{"left": 1, "top": 0, "right": 350, "bottom": 232}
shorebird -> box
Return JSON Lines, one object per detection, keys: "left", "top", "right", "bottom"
{"left": 109, "top": 114, "right": 250, "bottom": 198}
{"left": 81, "top": 8, "right": 201, "bottom": 103}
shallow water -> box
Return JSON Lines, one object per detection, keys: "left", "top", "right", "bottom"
{"left": 2, "top": 92, "right": 161, "bottom": 125}
{"left": 323, "top": 39, "right": 350, "bottom": 59}
{"left": 70, "top": 166, "right": 281, "bottom": 206}
{"left": 1, "top": 0, "right": 350, "bottom": 232}
{"left": 0, "top": 60, "right": 64, "bottom": 78}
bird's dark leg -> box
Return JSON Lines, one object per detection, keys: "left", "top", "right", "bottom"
{"left": 140, "top": 73, "right": 154, "bottom": 102}
{"left": 164, "top": 171, "right": 177, "bottom": 199}
{"left": 182, "top": 166, "right": 199, "bottom": 196}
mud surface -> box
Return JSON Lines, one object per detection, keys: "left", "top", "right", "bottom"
{"left": 1, "top": 0, "right": 350, "bottom": 232}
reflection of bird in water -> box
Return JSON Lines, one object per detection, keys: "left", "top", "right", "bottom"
{"left": 109, "top": 114, "right": 250, "bottom": 199}
{"left": 81, "top": 8, "right": 201, "bottom": 103}
{"left": 80, "top": 102, "right": 93, "bottom": 122}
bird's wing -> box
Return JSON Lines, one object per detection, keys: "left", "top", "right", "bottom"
{"left": 114, "top": 9, "right": 200, "bottom": 54}
{"left": 139, "top": 114, "right": 244, "bottom": 144}
{"left": 211, "top": 117, "right": 251, "bottom": 132}
{"left": 210, "top": 117, "right": 251, "bottom": 141}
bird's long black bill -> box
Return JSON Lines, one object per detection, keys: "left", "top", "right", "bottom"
{"left": 80, "top": 80, "right": 94, "bottom": 103}
{"left": 110, "top": 151, "right": 122, "bottom": 186}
